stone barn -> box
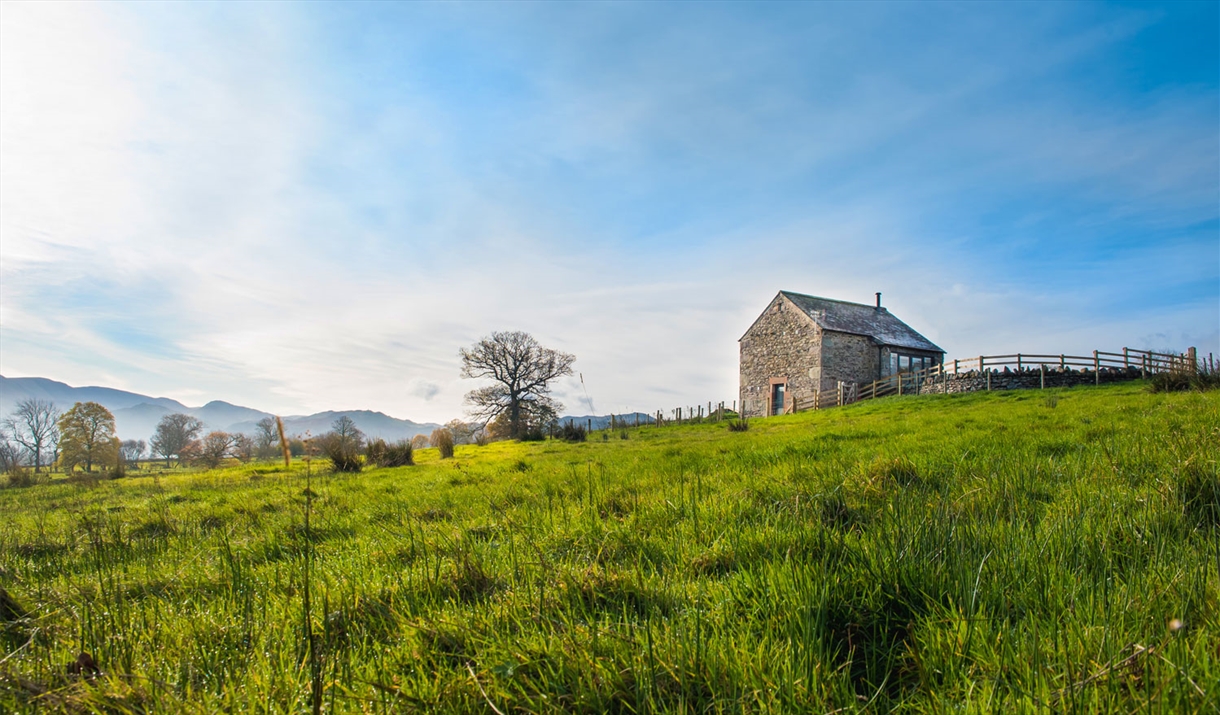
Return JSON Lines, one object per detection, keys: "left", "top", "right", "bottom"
{"left": 739, "top": 291, "right": 944, "bottom": 417}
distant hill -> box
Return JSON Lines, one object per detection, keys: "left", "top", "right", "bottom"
{"left": 1, "top": 376, "right": 187, "bottom": 414}
{"left": 0, "top": 375, "right": 440, "bottom": 441}
{"left": 111, "top": 403, "right": 174, "bottom": 442}
{"left": 231, "top": 410, "right": 438, "bottom": 442}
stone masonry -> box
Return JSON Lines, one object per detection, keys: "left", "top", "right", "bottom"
{"left": 740, "top": 291, "right": 944, "bottom": 417}
{"left": 914, "top": 366, "right": 1147, "bottom": 395}
{"left": 739, "top": 293, "right": 820, "bottom": 417}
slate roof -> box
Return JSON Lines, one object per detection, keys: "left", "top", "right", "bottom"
{"left": 777, "top": 291, "right": 944, "bottom": 353}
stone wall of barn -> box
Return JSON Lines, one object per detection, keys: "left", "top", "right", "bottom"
{"left": 821, "top": 331, "right": 881, "bottom": 391}
{"left": 739, "top": 294, "right": 822, "bottom": 417}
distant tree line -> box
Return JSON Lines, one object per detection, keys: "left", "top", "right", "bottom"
{"left": 1, "top": 397, "right": 488, "bottom": 484}
{"left": 2, "top": 330, "right": 576, "bottom": 484}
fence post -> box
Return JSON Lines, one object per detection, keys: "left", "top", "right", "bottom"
{"left": 1093, "top": 350, "right": 1100, "bottom": 384}
{"left": 1188, "top": 347, "right": 1197, "bottom": 373}
{"left": 986, "top": 370, "right": 991, "bottom": 391}
{"left": 979, "top": 356, "right": 985, "bottom": 374}
{"left": 1040, "top": 364, "right": 1045, "bottom": 389}
{"left": 953, "top": 358, "right": 958, "bottom": 374}
{"left": 1124, "top": 347, "right": 1129, "bottom": 369}
{"left": 1060, "top": 354, "right": 1065, "bottom": 371}
{"left": 898, "top": 375, "right": 903, "bottom": 396}
{"left": 1017, "top": 353, "right": 1022, "bottom": 372}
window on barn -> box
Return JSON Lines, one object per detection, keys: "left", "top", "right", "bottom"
{"left": 891, "top": 353, "right": 933, "bottom": 374}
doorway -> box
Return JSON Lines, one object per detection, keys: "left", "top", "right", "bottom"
{"left": 771, "top": 382, "right": 786, "bottom": 416}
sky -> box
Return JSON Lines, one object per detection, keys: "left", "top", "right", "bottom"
{"left": 1, "top": 0, "right": 1217, "bottom": 423}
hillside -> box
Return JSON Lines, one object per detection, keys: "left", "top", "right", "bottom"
{"left": 1, "top": 382, "right": 1215, "bottom": 712}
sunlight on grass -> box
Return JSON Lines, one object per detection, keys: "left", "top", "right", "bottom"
{"left": 1, "top": 382, "right": 1216, "bottom": 712}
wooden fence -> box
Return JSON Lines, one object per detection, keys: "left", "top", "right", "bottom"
{"left": 649, "top": 401, "right": 737, "bottom": 427}
{"left": 802, "top": 346, "right": 1200, "bottom": 412}
{"left": 639, "top": 347, "right": 1204, "bottom": 426}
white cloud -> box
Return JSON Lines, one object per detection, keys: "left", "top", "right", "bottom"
{"left": 1, "top": 2, "right": 1215, "bottom": 424}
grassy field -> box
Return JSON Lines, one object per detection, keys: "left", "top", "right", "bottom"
{"left": 1, "top": 382, "right": 1217, "bottom": 713}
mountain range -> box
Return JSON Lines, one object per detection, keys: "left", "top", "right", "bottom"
{"left": 0, "top": 376, "right": 441, "bottom": 442}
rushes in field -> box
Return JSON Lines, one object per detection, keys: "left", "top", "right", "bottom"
{"left": 431, "top": 428, "right": 455, "bottom": 459}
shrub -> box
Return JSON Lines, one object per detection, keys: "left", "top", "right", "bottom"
{"left": 727, "top": 417, "right": 750, "bottom": 432}
{"left": 378, "top": 440, "right": 414, "bottom": 467}
{"left": 366, "top": 438, "right": 387, "bottom": 466}
{"left": 518, "top": 428, "right": 545, "bottom": 442}
{"left": 1148, "top": 363, "right": 1220, "bottom": 393}
{"left": 1148, "top": 371, "right": 1195, "bottom": 393}
{"left": 557, "top": 423, "right": 586, "bottom": 442}
{"left": 320, "top": 433, "right": 362, "bottom": 473}
{"left": 431, "top": 429, "right": 455, "bottom": 459}
{"left": 6, "top": 466, "right": 32, "bottom": 488}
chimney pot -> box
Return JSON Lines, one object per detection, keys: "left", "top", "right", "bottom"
{"left": 875, "top": 292, "right": 882, "bottom": 309}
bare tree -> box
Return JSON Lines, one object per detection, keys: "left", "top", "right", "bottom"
{"left": 120, "top": 439, "right": 146, "bottom": 468}
{"left": 231, "top": 434, "right": 255, "bottom": 463}
{"left": 331, "top": 415, "right": 364, "bottom": 451}
{"left": 58, "top": 402, "right": 117, "bottom": 473}
{"left": 445, "top": 419, "right": 481, "bottom": 445}
{"left": 151, "top": 413, "right": 204, "bottom": 467}
{"left": 410, "top": 434, "right": 430, "bottom": 450}
{"left": 3, "top": 399, "right": 60, "bottom": 473}
{"left": 197, "top": 431, "right": 233, "bottom": 468}
{"left": 459, "top": 331, "right": 575, "bottom": 439}
{"left": 0, "top": 427, "right": 23, "bottom": 473}
{"left": 253, "top": 417, "right": 278, "bottom": 458}
{"left": 316, "top": 416, "right": 364, "bottom": 472}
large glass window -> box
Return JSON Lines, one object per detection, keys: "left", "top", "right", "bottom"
{"left": 771, "top": 383, "right": 786, "bottom": 415}
{"left": 892, "top": 353, "right": 936, "bottom": 374}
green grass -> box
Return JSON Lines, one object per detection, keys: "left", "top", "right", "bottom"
{"left": 1, "top": 382, "right": 1216, "bottom": 713}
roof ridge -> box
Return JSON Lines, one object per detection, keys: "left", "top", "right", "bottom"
{"left": 780, "top": 290, "right": 877, "bottom": 309}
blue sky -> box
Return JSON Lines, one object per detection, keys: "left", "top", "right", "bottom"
{"left": 1, "top": 1, "right": 1216, "bottom": 422}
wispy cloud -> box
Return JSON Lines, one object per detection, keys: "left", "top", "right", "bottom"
{"left": 1, "top": 1, "right": 1215, "bottom": 423}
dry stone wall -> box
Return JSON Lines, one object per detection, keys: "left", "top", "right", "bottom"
{"left": 914, "top": 366, "right": 1147, "bottom": 395}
